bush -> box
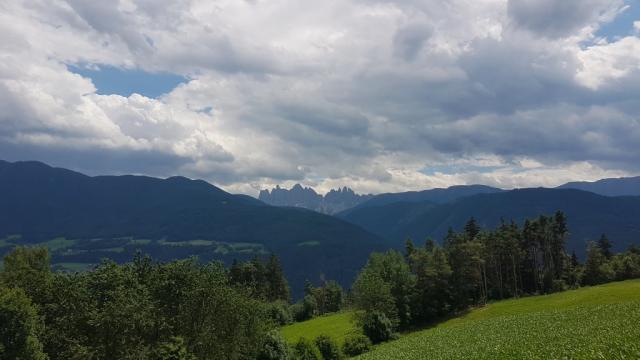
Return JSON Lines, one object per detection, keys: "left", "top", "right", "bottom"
{"left": 268, "top": 301, "right": 293, "bottom": 326}
{"left": 362, "top": 311, "right": 393, "bottom": 344}
{"left": 292, "top": 338, "right": 322, "bottom": 360}
{"left": 154, "top": 336, "right": 196, "bottom": 360}
{"left": 314, "top": 335, "right": 343, "bottom": 360}
{"left": 291, "top": 296, "right": 318, "bottom": 322}
{"left": 258, "top": 331, "right": 290, "bottom": 360}
{"left": 342, "top": 334, "right": 371, "bottom": 357}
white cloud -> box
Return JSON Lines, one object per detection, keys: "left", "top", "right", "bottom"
{"left": 0, "top": 0, "right": 639, "bottom": 196}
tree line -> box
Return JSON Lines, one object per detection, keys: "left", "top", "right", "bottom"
{"left": 0, "top": 249, "right": 303, "bottom": 359}
{"left": 349, "top": 212, "right": 640, "bottom": 346}
{"left": 2, "top": 211, "right": 640, "bottom": 359}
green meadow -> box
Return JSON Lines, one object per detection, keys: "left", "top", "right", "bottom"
{"left": 282, "top": 280, "right": 640, "bottom": 359}
{"left": 281, "top": 311, "right": 360, "bottom": 345}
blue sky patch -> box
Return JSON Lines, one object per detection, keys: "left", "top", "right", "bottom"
{"left": 596, "top": 1, "right": 639, "bottom": 40}
{"left": 68, "top": 64, "right": 187, "bottom": 98}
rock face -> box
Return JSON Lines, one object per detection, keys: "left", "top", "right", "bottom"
{"left": 259, "top": 184, "right": 372, "bottom": 214}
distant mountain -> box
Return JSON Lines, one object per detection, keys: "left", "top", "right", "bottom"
{"left": 258, "top": 184, "right": 373, "bottom": 214}
{"left": 338, "top": 185, "right": 503, "bottom": 216}
{"left": 558, "top": 176, "right": 640, "bottom": 197}
{"left": 0, "top": 160, "right": 386, "bottom": 296}
{"left": 340, "top": 188, "right": 640, "bottom": 258}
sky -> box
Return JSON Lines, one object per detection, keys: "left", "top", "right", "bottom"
{"left": 1, "top": 0, "right": 639, "bottom": 196}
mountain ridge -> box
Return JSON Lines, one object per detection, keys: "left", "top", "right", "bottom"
{"left": 0, "top": 160, "right": 386, "bottom": 296}
{"left": 259, "top": 184, "right": 373, "bottom": 214}
{"left": 558, "top": 176, "right": 640, "bottom": 197}
{"left": 339, "top": 187, "right": 640, "bottom": 258}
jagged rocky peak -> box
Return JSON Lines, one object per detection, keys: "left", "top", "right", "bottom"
{"left": 259, "top": 184, "right": 372, "bottom": 214}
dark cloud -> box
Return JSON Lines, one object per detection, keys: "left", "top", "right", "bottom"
{"left": 507, "top": 0, "right": 620, "bottom": 38}
{"left": 393, "top": 22, "right": 433, "bottom": 61}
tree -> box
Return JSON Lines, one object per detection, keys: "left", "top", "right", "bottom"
{"left": 464, "top": 217, "right": 480, "bottom": 240}
{"left": 258, "top": 331, "right": 290, "bottom": 360}
{"left": 352, "top": 251, "right": 415, "bottom": 328}
{"left": 314, "top": 335, "right": 343, "bottom": 360}
{"left": 410, "top": 245, "right": 452, "bottom": 321}
{"left": 154, "top": 337, "right": 196, "bottom": 360}
{"left": 404, "top": 238, "right": 416, "bottom": 261}
{"left": 1, "top": 246, "right": 52, "bottom": 304}
{"left": 583, "top": 242, "right": 614, "bottom": 286}
{"left": 301, "top": 295, "right": 318, "bottom": 320}
{"left": 308, "top": 280, "right": 343, "bottom": 315}
{"left": 362, "top": 311, "right": 393, "bottom": 344}
{"left": 292, "top": 338, "right": 321, "bottom": 360}
{"left": 597, "top": 234, "right": 613, "bottom": 259}
{"left": 446, "top": 239, "right": 484, "bottom": 308}
{"left": 265, "top": 255, "right": 290, "bottom": 302}
{"left": 0, "top": 287, "right": 47, "bottom": 360}
{"left": 342, "top": 335, "right": 371, "bottom": 357}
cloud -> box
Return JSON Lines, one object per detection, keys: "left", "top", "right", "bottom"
{"left": 0, "top": 0, "right": 639, "bottom": 196}
{"left": 507, "top": 0, "right": 624, "bottom": 38}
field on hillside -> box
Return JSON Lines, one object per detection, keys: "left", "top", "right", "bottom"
{"left": 282, "top": 281, "right": 640, "bottom": 359}
{"left": 358, "top": 280, "right": 640, "bottom": 359}
{"left": 281, "top": 312, "right": 360, "bottom": 345}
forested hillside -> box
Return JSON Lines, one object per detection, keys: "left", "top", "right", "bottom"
{"left": 340, "top": 188, "right": 640, "bottom": 257}
{"left": 0, "top": 160, "right": 386, "bottom": 296}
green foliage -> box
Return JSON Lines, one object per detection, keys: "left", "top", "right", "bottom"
{"left": 154, "top": 337, "right": 196, "bottom": 360}
{"left": 352, "top": 251, "right": 414, "bottom": 328}
{"left": 305, "top": 281, "right": 343, "bottom": 316}
{"left": 229, "top": 256, "right": 290, "bottom": 302}
{"left": 351, "top": 212, "right": 584, "bottom": 329}
{"left": 361, "top": 311, "right": 393, "bottom": 344}
{"left": 0, "top": 287, "right": 47, "bottom": 360}
{"left": 257, "top": 331, "right": 290, "bottom": 360}
{"left": 291, "top": 295, "right": 318, "bottom": 322}
{"left": 341, "top": 334, "right": 371, "bottom": 357}
{"left": 0, "top": 246, "right": 52, "bottom": 303}
{"left": 583, "top": 242, "right": 614, "bottom": 285}
{"left": 267, "top": 301, "right": 293, "bottom": 326}
{"left": 0, "top": 248, "right": 275, "bottom": 360}
{"left": 292, "top": 338, "right": 322, "bottom": 360}
{"left": 610, "top": 250, "right": 640, "bottom": 280}
{"left": 597, "top": 233, "right": 613, "bottom": 259}
{"left": 314, "top": 335, "right": 343, "bottom": 360}
{"left": 408, "top": 245, "right": 452, "bottom": 322}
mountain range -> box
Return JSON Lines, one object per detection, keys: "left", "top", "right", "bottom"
{"left": 338, "top": 188, "right": 640, "bottom": 258}
{"left": 557, "top": 176, "right": 640, "bottom": 197}
{"left": 2, "top": 159, "right": 640, "bottom": 294}
{"left": 259, "top": 184, "right": 373, "bottom": 214}
{"left": 0, "top": 160, "right": 386, "bottom": 296}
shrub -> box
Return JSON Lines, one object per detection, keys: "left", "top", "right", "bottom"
{"left": 342, "top": 334, "right": 371, "bottom": 357}
{"left": 268, "top": 301, "right": 293, "bottom": 326}
{"left": 258, "top": 331, "right": 290, "bottom": 360}
{"left": 292, "top": 338, "right": 322, "bottom": 360}
{"left": 314, "top": 335, "right": 343, "bottom": 360}
{"left": 291, "top": 296, "right": 318, "bottom": 322}
{"left": 302, "top": 295, "right": 319, "bottom": 319}
{"left": 362, "top": 311, "right": 393, "bottom": 344}
{"left": 154, "top": 336, "right": 196, "bottom": 360}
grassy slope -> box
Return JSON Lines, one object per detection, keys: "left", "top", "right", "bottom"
{"left": 359, "top": 280, "right": 640, "bottom": 359}
{"left": 281, "top": 312, "right": 360, "bottom": 345}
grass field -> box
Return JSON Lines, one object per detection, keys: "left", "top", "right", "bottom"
{"left": 281, "top": 311, "right": 360, "bottom": 345}
{"left": 281, "top": 280, "right": 640, "bottom": 359}
{"left": 358, "top": 280, "right": 640, "bottom": 359}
